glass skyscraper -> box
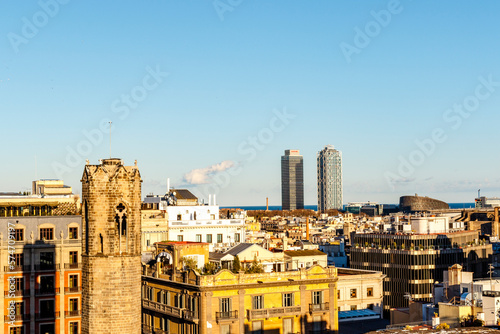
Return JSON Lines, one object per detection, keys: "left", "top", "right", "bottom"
{"left": 281, "top": 149, "right": 304, "bottom": 210}
{"left": 317, "top": 145, "right": 343, "bottom": 211}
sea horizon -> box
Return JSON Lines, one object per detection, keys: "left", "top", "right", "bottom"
{"left": 222, "top": 203, "right": 476, "bottom": 211}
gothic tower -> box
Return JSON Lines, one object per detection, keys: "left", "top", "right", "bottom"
{"left": 81, "top": 158, "right": 142, "bottom": 333}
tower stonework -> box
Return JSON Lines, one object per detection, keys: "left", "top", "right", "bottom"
{"left": 81, "top": 158, "right": 142, "bottom": 334}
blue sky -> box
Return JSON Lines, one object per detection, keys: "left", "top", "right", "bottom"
{"left": 1, "top": 0, "right": 499, "bottom": 206}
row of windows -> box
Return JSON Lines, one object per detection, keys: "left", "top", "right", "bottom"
{"left": 9, "top": 322, "right": 78, "bottom": 334}
{"left": 11, "top": 251, "right": 78, "bottom": 267}
{"left": 225, "top": 291, "right": 326, "bottom": 312}
{"left": 177, "top": 233, "right": 241, "bottom": 243}
{"left": 11, "top": 227, "right": 78, "bottom": 241}
{"left": 337, "top": 287, "right": 374, "bottom": 299}
{"left": 10, "top": 274, "right": 79, "bottom": 291}
{"left": 9, "top": 297, "right": 79, "bottom": 315}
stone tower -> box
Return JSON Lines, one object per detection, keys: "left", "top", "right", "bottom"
{"left": 81, "top": 158, "right": 142, "bottom": 334}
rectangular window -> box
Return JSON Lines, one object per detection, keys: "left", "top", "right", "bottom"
{"left": 39, "top": 228, "right": 54, "bottom": 240}
{"left": 69, "top": 227, "right": 78, "bottom": 239}
{"left": 350, "top": 289, "right": 357, "bottom": 298}
{"left": 206, "top": 234, "right": 212, "bottom": 243}
{"left": 195, "top": 234, "right": 202, "bottom": 242}
{"left": 9, "top": 327, "right": 23, "bottom": 334}
{"left": 14, "top": 253, "right": 24, "bottom": 267}
{"left": 177, "top": 235, "right": 183, "bottom": 242}
{"left": 40, "top": 275, "right": 54, "bottom": 292}
{"left": 15, "top": 277, "right": 24, "bottom": 291}
{"left": 217, "top": 234, "right": 223, "bottom": 243}
{"left": 367, "top": 287, "right": 374, "bottom": 297}
{"left": 40, "top": 252, "right": 54, "bottom": 269}
{"left": 69, "top": 322, "right": 78, "bottom": 334}
{"left": 14, "top": 229, "right": 23, "bottom": 241}
{"left": 282, "top": 293, "right": 293, "bottom": 307}
{"left": 235, "top": 233, "right": 240, "bottom": 242}
{"left": 252, "top": 321, "right": 263, "bottom": 334}
{"left": 253, "top": 295, "right": 263, "bottom": 309}
{"left": 351, "top": 305, "right": 357, "bottom": 310}
{"left": 69, "top": 298, "right": 78, "bottom": 311}
{"left": 40, "top": 299, "right": 55, "bottom": 317}
{"left": 69, "top": 251, "right": 78, "bottom": 264}
{"left": 220, "top": 298, "right": 231, "bottom": 312}
{"left": 312, "top": 291, "right": 323, "bottom": 305}
{"left": 337, "top": 289, "right": 340, "bottom": 299}
{"left": 15, "top": 301, "right": 24, "bottom": 315}
{"left": 69, "top": 274, "right": 78, "bottom": 288}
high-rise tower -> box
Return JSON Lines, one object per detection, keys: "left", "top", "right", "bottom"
{"left": 317, "top": 145, "right": 343, "bottom": 211}
{"left": 81, "top": 158, "right": 142, "bottom": 334}
{"left": 281, "top": 149, "right": 304, "bottom": 210}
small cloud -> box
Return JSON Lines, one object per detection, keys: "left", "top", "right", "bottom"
{"left": 183, "top": 160, "right": 235, "bottom": 185}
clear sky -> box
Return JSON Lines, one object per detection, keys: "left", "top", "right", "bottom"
{"left": 1, "top": 0, "right": 499, "bottom": 206}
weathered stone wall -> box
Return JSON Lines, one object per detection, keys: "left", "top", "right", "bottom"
{"left": 81, "top": 159, "right": 142, "bottom": 334}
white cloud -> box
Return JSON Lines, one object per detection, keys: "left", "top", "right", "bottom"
{"left": 183, "top": 160, "right": 235, "bottom": 185}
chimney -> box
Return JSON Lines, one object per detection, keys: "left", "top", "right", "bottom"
{"left": 208, "top": 194, "right": 212, "bottom": 206}
{"left": 266, "top": 197, "right": 269, "bottom": 211}
{"left": 167, "top": 178, "right": 170, "bottom": 193}
{"left": 213, "top": 194, "right": 216, "bottom": 206}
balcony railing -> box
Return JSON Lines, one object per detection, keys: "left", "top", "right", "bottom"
{"left": 215, "top": 310, "right": 238, "bottom": 322}
{"left": 4, "top": 265, "right": 31, "bottom": 272}
{"left": 35, "top": 312, "right": 60, "bottom": 320}
{"left": 142, "top": 324, "right": 169, "bottom": 334}
{"left": 142, "top": 300, "right": 182, "bottom": 318}
{"left": 64, "top": 263, "right": 81, "bottom": 269}
{"left": 248, "top": 306, "right": 301, "bottom": 320}
{"left": 65, "top": 286, "right": 82, "bottom": 293}
{"left": 4, "top": 289, "right": 30, "bottom": 297}
{"left": 182, "top": 309, "right": 198, "bottom": 321}
{"left": 35, "top": 288, "right": 60, "bottom": 296}
{"left": 309, "top": 302, "right": 329, "bottom": 313}
{"left": 4, "top": 314, "right": 30, "bottom": 321}
{"left": 65, "top": 310, "right": 81, "bottom": 317}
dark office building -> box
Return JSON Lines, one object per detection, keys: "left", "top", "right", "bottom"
{"left": 281, "top": 150, "right": 304, "bottom": 210}
{"left": 350, "top": 230, "right": 492, "bottom": 313}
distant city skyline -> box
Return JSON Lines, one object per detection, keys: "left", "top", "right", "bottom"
{"left": 1, "top": 1, "right": 500, "bottom": 206}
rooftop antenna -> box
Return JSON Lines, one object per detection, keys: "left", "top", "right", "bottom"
{"left": 109, "top": 121, "right": 112, "bottom": 158}
{"left": 478, "top": 189, "right": 481, "bottom": 199}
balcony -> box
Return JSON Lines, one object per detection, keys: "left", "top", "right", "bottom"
{"left": 65, "top": 286, "right": 82, "bottom": 293}
{"left": 309, "top": 302, "right": 329, "bottom": 313}
{"left": 35, "top": 312, "right": 60, "bottom": 320}
{"left": 182, "top": 309, "right": 198, "bottom": 322}
{"left": 248, "top": 306, "right": 301, "bottom": 320}
{"left": 65, "top": 310, "right": 81, "bottom": 317}
{"left": 4, "top": 289, "right": 30, "bottom": 297}
{"left": 142, "top": 299, "right": 182, "bottom": 318}
{"left": 142, "top": 324, "right": 169, "bottom": 334}
{"left": 4, "top": 314, "right": 30, "bottom": 322}
{"left": 4, "top": 265, "right": 31, "bottom": 272}
{"left": 35, "top": 288, "right": 60, "bottom": 296}
{"left": 64, "top": 263, "right": 81, "bottom": 269}
{"left": 215, "top": 310, "right": 238, "bottom": 322}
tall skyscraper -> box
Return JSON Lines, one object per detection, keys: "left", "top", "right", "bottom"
{"left": 317, "top": 145, "right": 343, "bottom": 211}
{"left": 281, "top": 149, "right": 304, "bottom": 210}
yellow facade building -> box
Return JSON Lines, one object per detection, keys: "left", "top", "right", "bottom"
{"left": 142, "top": 243, "right": 339, "bottom": 334}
